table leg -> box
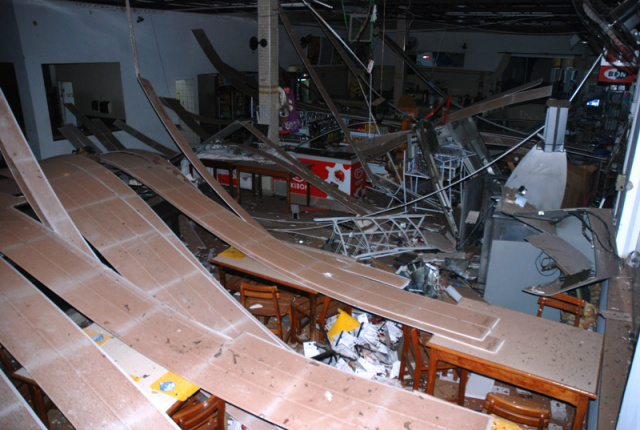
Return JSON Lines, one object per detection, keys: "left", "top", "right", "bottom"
{"left": 235, "top": 169, "right": 242, "bottom": 204}
{"left": 426, "top": 348, "right": 438, "bottom": 395}
{"left": 218, "top": 266, "right": 227, "bottom": 289}
{"left": 28, "top": 383, "right": 48, "bottom": 426}
{"left": 571, "top": 396, "right": 589, "bottom": 430}
{"left": 457, "top": 368, "right": 468, "bottom": 406}
{"left": 225, "top": 164, "right": 234, "bottom": 198}
{"left": 308, "top": 293, "right": 317, "bottom": 341}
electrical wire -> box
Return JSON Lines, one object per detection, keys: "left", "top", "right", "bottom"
{"left": 535, "top": 251, "right": 560, "bottom": 277}
{"left": 570, "top": 209, "right": 623, "bottom": 264}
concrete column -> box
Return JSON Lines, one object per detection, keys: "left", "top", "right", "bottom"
{"left": 393, "top": 18, "right": 407, "bottom": 105}
{"left": 258, "top": 0, "right": 280, "bottom": 144}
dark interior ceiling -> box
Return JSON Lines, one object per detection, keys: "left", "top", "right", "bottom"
{"left": 73, "top": 0, "right": 625, "bottom": 35}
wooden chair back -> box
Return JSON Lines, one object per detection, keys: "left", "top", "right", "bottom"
{"left": 240, "top": 283, "right": 291, "bottom": 340}
{"left": 536, "top": 293, "right": 586, "bottom": 327}
{"left": 292, "top": 295, "right": 351, "bottom": 343}
{"left": 240, "top": 283, "right": 281, "bottom": 317}
{"left": 171, "top": 394, "right": 225, "bottom": 430}
{"left": 483, "top": 392, "right": 550, "bottom": 430}
{"left": 398, "top": 326, "right": 467, "bottom": 405}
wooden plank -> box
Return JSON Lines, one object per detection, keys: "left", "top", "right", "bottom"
{"left": 0, "top": 371, "right": 47, "bottom": 430}
{"left": 0, "top": 258, "right": 176, "bottom": 430}
{"left": 91, "top": 118, "right": 127, "bottom": 150}
{"left": 191, "top": 29, "right": 259, "bottom": 99}
{"left": 58, "top": 124, "right": 101, "bottom": 152}
{"left": 62, "top": 103, "right": 120, "bottom": 151}
{"left": 41, "top": 155, "right": 281, "bottom": 345}
{"left": 217, "top": 332, "right": 492, "bottom": 430}
{"left": 446, "top": 86, "right": 553, "bottom": 124}
{"left": 480, "top": 78, "right": 544, "bottom": 103}
{"left": 113, "top": 119, "right": 178, "bottom": 158}
{"left": 291, "top": 244, "right": 409, "bottom": 289}
{"left": 160, "top": 97, "right": 210, "bottom": 141}
{"left": 136, "top": 76, "right": 264, "bottom": 230}
{"left": 0, "top": 90, "right": 93, "bottom": 255}
{"left": 101, "top": 152, "right": 503, "bottom": 351}
{"left": 0, "top": 202, "right": 491, "bottom": 430}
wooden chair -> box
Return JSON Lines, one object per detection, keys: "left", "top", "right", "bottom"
{"left": 483, "top": 392, "right": 550, "bottom": 430}
{"left": 0, "top": 344, "right": 54, "bottom": 427}
{"left": 170, "top": 392, "right": 225, "bottom": 430}
{"left": 0, "top": 343, "right": 17, "bottom": 373}
{"left": 398, "top": 325, "right": 468, "bottom": 405}
{"left": 240, "top": 283, "right": 295, "bottom": 341}
{"left": 292, "top": 295, "right": 352, "bottom": 342}
{"left": 9, "top": 367, "right": 55, "bottom": 428}
{"left": 536, "top": 293, "right": 586, "bottom": 327}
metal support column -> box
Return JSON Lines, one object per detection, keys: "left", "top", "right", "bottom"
{"left": 543, "top": 99, "right": 570, "bottom": 152}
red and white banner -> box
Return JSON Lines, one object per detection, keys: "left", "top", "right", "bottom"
{"left": 598, "top": 56, "right": 638, "bottom": 84}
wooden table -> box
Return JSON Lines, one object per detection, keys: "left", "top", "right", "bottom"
{"left": 235, "top": 160, "right": 310, "bottom": 213}
{"left": 199, "top": 158, "right": 237, "bottom": 197}
{"left": 211, "top": 248, "right": 320, "bottom": 341}
{"left": 424, "top": 298, "right": 604, "bottom": 430}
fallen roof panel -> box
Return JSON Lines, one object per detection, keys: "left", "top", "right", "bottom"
{"left": 0, "top": 258, "right": 175, "bottom": 430}
{"left": 113, "top": 119, "right": 178, "bottom": 158}
{"left": 292, "top": 244, "right": 409, "bottom": 289}
{"left": 41, "top": 154, "right": 281, "bottom": 344}
{"left": 58, "top": 124, "right": 101, "bottom": 153}
{"left": 101, "top": 151, "right": 503, "bottom": 351}
{"left": 63, "top": 103, "right": 124, "bottom": 151}
{"left": 0, "top": 201, "right": 491, "bottom": 430}
{"left": 0, "top": 91, "right": 94, "bottom": 256}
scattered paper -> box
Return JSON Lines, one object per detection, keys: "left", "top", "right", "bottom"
{"left": 303, "top": 341, "right": 322, "bottom": 358}
{"left": 550, "top": 400, "right": 568, "bottom": 421}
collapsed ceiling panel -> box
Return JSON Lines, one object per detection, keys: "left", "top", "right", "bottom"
{"left": 101, "top": 151, "right": 503, "bottom": 351}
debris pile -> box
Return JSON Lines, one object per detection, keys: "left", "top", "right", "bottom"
{"left": 304, "top": 311, "right": 404, "bottom": 388}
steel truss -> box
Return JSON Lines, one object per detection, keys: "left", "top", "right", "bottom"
{"left": 319, "top": 213, "right": 438, "bottom": 258}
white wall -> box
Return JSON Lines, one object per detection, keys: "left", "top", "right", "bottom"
{"left": 2, "top": 0, "right": 262, "bottom": 159}
{"left": 0, "top": 1, "right": 597, "bottom": 160}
